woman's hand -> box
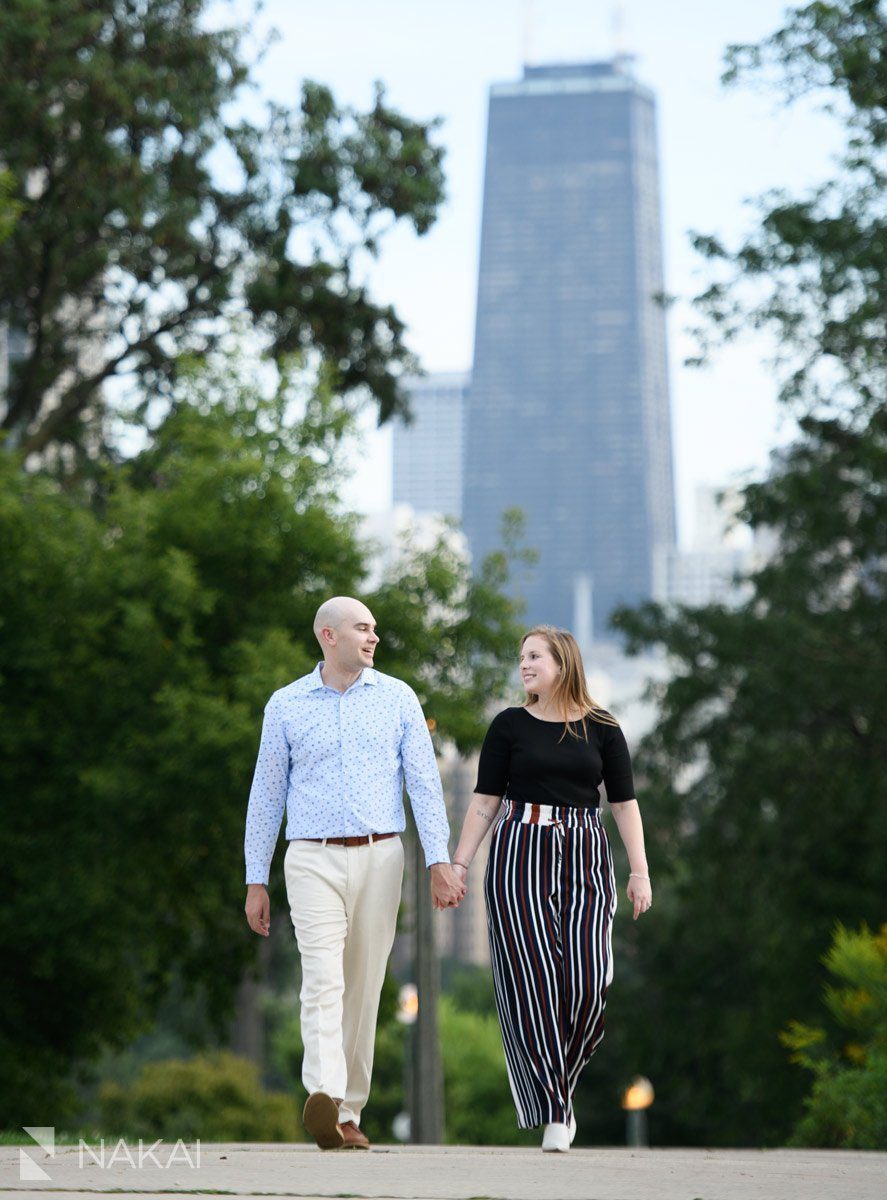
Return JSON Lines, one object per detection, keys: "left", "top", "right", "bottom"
{"left": 452, "top": 862, "right": 469, "bottom": 888}
{"left": 430, "top": 863, "right": 466, "bottom": 909}
{"left": 627, "top": 874, "right": 652, "bottom": 920}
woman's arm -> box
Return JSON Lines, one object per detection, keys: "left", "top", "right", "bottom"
{"left": 454, "top": 710, "right": 511, "bottom": 884}
{"left": 451, "top": 792, "right": 503, "bottom": 881}
{"left": 609, "top": 799, "right": 653, "bottom": 920}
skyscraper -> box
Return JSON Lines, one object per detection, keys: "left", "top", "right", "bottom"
{"left": 392, "top": 372, "right": 469, "bottom": 519}
{"left": 464, "top": 60, "right": 675, "bottom": 641}
{"left": 0, "top": 323, "right": 28, "bottom": 416}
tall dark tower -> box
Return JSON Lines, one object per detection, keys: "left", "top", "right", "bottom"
{"left": 464, "top": 60, "right": 675, "bottom": 641}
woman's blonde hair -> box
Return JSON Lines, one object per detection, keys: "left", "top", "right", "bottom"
{"left": 521, "top": 625, "right": 619, "bottom": 740}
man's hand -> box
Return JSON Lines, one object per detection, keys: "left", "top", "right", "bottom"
{"left": 245, "top": 884, "right": 270, "bottom": 936}
{"left": 430, "top": 863, "right": 466, "bottom": 910}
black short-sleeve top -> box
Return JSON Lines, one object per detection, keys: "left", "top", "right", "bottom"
{"left": 474, "top": 706, "right": 636, "bottom": 810}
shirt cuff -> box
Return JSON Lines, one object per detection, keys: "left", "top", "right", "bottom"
{"left": 422, "top": 844, "right": 451, "bottom": 869}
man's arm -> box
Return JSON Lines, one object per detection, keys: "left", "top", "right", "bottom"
{"left": 399, "top": 687, "right": 465, "bottom": 909}
{"left": 244, "top": 696, "right": 289, "bottom": 934}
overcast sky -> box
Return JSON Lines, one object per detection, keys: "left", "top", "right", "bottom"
{"left": 228, "top": 0, "right": 842, "bottom": 546}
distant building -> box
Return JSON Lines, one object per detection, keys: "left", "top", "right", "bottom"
{"left": 1, "top": 311, "right": 104, "bottom": 465}
{"left": 0, "top": 323, "right": 28, "bottom": 417}
{"left": 392, "top": 372, "right": 469, "bottom": 519}
{"left": 692, "top": 484, "right": 747, "bottom": 551}
{"left": 359, "top": 505, "right": 469, "bottom": 592}
{"left": 653, "top": 545, "right": 753, "bottom": 608}
{"left": 653, "top": 484, "right": 774, "bottom": 608}
{"left": 464, "top": 59, "right": 676, "bottom": 639}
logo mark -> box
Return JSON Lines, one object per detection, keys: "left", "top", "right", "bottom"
{"left": 17, "top": 1127, "right": 201, "bottom": 1178}
{"left": 20, "top": 1127, "right": 55, "bottom": 1181}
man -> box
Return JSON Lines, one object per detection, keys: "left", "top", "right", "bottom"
{"left": 244, "top": 596, "right": 465, "bottom": 1150}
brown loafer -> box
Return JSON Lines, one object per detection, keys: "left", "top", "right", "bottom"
{"left": 302, "top": 1092, "right": 344, "bottom": 1150}
{"left": 339, "top": 1120, "right": 370, "bottom": 1150}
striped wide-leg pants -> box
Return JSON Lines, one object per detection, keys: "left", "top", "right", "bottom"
{"left": 484, "top": 799, "right": 617, "bottom": 1129}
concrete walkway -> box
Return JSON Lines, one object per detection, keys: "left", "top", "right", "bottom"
{"left": 2, "top": 1142, "right": 885, "bottom": 1200}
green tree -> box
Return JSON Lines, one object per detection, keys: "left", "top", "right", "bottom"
{"left": 0, "top": 353, "right": 523, "bottom": 1127}
{"left": 609, "top": 0, "right": 887, "bottom": 1146}
{"left": 0, "top": 0, "right": 445, "bottom": 458}
{"left": 0, "top": 170, "right": 20, "bottom": 244}
{"left": 782, "top": 923, "right": 887, "bottom": 1149}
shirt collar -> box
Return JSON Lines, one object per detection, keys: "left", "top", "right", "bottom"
{"left": 305, "top": 662, "right": 378, "bottom": 692}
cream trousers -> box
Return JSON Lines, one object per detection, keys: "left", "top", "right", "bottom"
{"left": 284, "top": 835, "right": 404, "bottom": 1127}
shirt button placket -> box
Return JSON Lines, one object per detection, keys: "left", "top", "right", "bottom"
{"left": 339, "top": 692, "right": 346, "bottom": 840}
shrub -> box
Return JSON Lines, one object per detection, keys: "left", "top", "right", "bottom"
{"left": 440, "top": 997, "right": 535, "bottom": 1146}
{"left": 782, "top": 924, "right": 887, "bottom": 1150}
{"left": 98, "top": 1052, "right": 302, "bottom": 1141}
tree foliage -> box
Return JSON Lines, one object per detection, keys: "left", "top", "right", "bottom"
{"left": 0, "top": 0, "right": 445, "bottom": 458}
{"left": 609, "top": 0, "right": 886, "bottom": 1145}
{"left": 98, "top": 1051, "right": 304, "bottom": 1141}
{"left": 0, "top": 353, "right": 523, "bottom": 1127}
{"left": 0, "top": 171, "right": 20, "bottom": 245}
{"left": 688, "top": 0, "right": 885, "bottom": 418}
{"left": 782, "top": 923, "right": 887, "bottom": 1149}
{"left": 440, "top": 998, "right": 536, "bottom": 1146}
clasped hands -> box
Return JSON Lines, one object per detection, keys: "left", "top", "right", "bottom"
{"left": 430, "top": 861, "right": 467, "bottom": 910}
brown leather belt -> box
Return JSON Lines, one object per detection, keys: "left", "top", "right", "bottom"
{"left": 298, "top": 831, "right": 398, "bottom": 848}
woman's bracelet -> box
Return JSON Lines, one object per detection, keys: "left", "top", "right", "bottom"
{"left": 629, "top": 872, "right": 650, "bottom": 881}
{"left": 453, "top": 859, "right": 470, "bottom": 870}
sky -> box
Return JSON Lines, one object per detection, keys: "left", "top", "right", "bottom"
{"left": 227, "top": 0, "right": 843, "bottom": 547}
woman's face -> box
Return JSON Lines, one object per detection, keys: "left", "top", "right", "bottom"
{"left": 519, "top": 635, "right": 560, "bottom": 697}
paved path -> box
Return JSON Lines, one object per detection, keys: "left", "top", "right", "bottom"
{"left": 2, "top": 1142, "right": 885, "bottom": 1200}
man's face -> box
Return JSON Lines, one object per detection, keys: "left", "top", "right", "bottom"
{"left": 327, "top": 605, "right": 380, "bottom": 672}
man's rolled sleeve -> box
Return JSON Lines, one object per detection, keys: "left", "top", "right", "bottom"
{"left": 399, "top": 687, "right": 451, "bottom": 868}
{"left": 244, "top": 695, "right": 290, "bottom": 885}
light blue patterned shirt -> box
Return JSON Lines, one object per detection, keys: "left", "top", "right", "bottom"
{"left": 244, "top": 663, "right": 451, "bottom": 884}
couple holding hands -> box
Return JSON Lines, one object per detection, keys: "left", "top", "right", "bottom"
{"left": 244, "top": 596, "right": 651, "bottom": 1153}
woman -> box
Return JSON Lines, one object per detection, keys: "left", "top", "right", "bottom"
{"left": 451, "top": 626, "right": 652, "bottom": 1152}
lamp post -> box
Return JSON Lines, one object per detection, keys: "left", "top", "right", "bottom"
{"left": 409, "top": 719, "right": 445, "bottom": 1144}
{"left": 621, "top": 1076, "right": 654, "bottom": 1147}
{"left": 393, "top": 984, "right": 418, "bottom": 1143}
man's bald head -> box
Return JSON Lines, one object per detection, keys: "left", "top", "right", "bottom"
{"left": 313, "top": 596, "right": 377, "bottom": 663}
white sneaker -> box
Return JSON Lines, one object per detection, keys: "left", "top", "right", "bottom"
{"left": 569, "top": 1111, "right": 577, "bottom": 1145}
{"left": 542, "top": 1122, "right": 571, "bottom": 1152}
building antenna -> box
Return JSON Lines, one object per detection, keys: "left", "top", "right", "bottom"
{"left": 522, "top": 0, "right": 536, "bottom": 67}
{"left": 611, "top": 2, "right": 636, "bottom": 71}
{"left": 612, "top": 2, "right": 626, "bottom": 55}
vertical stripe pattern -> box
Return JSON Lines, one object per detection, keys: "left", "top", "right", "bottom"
{"left": 484, "top": 799, "right": 617, "bottom": 1129}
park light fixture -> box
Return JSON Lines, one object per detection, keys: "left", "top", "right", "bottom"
{"left": 621, "top": 1076, "right": 654, "bottom": 1147}
{"left": 396, "top": 982, "right": 419, "bottom": 1025}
